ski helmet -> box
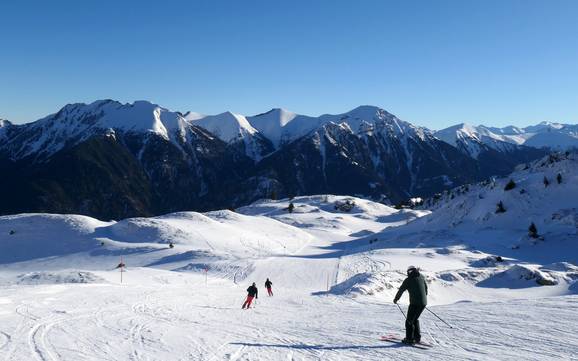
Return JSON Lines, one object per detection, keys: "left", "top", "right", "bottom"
{"left": 407, "top": 265, "right": 417, "bottom": 274}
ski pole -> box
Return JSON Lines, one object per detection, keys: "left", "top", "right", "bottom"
{"left": 396, "top": 303, "right": 406, "bottom": 319}
{"left": 426, "top": 307, "right": 453, "bottom": 329}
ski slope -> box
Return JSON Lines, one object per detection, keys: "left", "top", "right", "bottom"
{"left": 0, "top": 272, "right": 576, "bottom": 361}
{"left": 0, "top": 160, "right": 577, "bottom": 360}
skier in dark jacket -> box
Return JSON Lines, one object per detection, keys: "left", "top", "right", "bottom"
{"left": 393, "top": 266, "right": 428, "bottom": 344}
{"left": 265, "top": 278, "right": 273, "bottom": 296}
{"left": 242, "top": 282, "right": 258, "bottom": 309}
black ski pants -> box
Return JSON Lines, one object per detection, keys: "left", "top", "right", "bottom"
{"left": 406, "top": 304, "right": 425, "bottom": 341}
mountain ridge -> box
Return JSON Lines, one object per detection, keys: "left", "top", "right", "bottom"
{"left": 0, "top": 99, "right": 558, "bottom": 219}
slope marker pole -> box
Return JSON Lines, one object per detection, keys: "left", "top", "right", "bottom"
{"left": 120, "top": 256, "right": 124, "bottom": 284}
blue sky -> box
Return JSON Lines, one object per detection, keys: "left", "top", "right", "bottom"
{"left": 1, "top": 0, "right": 577, "bottom": 129}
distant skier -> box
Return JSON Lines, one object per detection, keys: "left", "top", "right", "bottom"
{"left": 393, "top": 265, "right": 428, "bottom": 344}
{"left": 242, "top": 282, "right": 258, "bottom": 309}
{"left": 265, "top": 278, "right": 273, "bottom": 296}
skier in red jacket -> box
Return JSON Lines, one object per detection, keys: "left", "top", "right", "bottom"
{"left": 265, "top": 278, "right": 273, "bottom": 296}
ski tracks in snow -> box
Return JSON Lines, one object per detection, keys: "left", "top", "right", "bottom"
{"left": 0, "top": 330, "right": 11, "bottom": 352}
{"left": 2, "top": 281, "right": 577, "bottom": 360}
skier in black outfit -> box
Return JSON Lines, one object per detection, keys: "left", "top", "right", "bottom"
{"left": 393, "top": 265, "right": 428, "bottom": 344}
{"left": 242, "top": 282, "right": 258, "bottom": 309}
{"left": 265, "top": 278, "right": 273, "bottom": 296}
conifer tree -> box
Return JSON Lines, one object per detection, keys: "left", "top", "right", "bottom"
{"left": 496, "top": 201, "right": 506, "bottom": 213}
{"left": 504, "top": 179, "right": 516, "bottom": 191}
{"left": 528, "top": 222, "right": 538, "bottom": 238}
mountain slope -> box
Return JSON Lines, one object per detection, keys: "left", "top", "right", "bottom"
{"left": 435, "top": 123, "right": 547, "bottom": 175}
{"left": 255, "top": 107, "right": 483, "bottom": 202}
{"left": 0, "top": 101, "right": 258, "bottom": 219}
{"left": 187, "top": 111, "right": 274, "bottom": 160}
{"left": 247, "top": 108, "right": 322, "bottom": 148}
{"left": 402, "top": 152, "right": 578, "bottom": 267}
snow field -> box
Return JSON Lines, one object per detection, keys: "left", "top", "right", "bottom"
{"left": 0, "top": 270, "right": 576, "bottom": 360}
{"left": 0, "top": 156, "right": 578, "bottom": 361}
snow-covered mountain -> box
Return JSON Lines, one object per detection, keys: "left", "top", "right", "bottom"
{"left": 436, "top": 122, "right": 578, "bottom": 152}
{"left": 185, "top": 111, "right": 273, "bottom": 160}
{"left": 247, "top": 108, "right": 322, "bottom": 148}
{"left": 434, "top": 123, "right": 547, "bottom": 175}
{"left": 0, "top": 100, "right": 271, "bottom": 162}
{"left": 0, "top": 100, "right": 260, "bottom": 219}
{"left": 0, "top": 100, "right": 550, "bottom": 219}
{"left": 247, "top": 105, "right": 429, "bottom": 149}
{"left": 256, "top": 106, "right": 484, "bottom": 202}
{"left": 0, "top": 118, "right": 12, "bottom": 140}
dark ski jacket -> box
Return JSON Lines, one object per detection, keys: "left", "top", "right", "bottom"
{"left": 394, "top": 269, "right": 428, "bottom": 306}
{"left": 265, "top": 280, "right": 272, "bottom": 289}
{"left": 247, "top": 285, "right": 258, "bottom": 298}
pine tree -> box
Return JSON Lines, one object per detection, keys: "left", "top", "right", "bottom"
{"left": 543, "top": 176, "right": 550, "bottom": 187}
{"left": 496, "top": 201, "right": 506, "bottom": 213}
{"left": 504, "top": 179, "right": 516, "bottom": 191}
{"left": 557, "top": 173, "right": 562, "bottom": 184}
{"left": 528, "top": 222, "right": 538, "bottom": 238}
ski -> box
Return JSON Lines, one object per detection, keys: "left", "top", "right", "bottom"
{"left": 379, "top": 335, "right": 432, "bottom": 349}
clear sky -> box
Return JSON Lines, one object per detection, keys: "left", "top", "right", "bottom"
{"left": 1, "top": 0, "right": 577, "bottom": 129}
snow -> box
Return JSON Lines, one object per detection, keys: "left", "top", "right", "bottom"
{"left": 190, "top": 112, "right": 258, "bottom": 143}
{"left": 436, "top": 122, "right": 578, "bottom": 152}
{"left": 247, "top": 105, "right": 431, "bottom": 149}
{"left": 247, "top": 109, "right": 322, "bottom": 148}
{"left": 319, "top": 106, "right": 430, "bottom": 141}
{"left": 435, "top": 123, "right": 525, "bottom": 158}
{"left": 9, "top": 99, "right": 576, "bottom": 167}
{"left": 1, "top": 164, "right": 578, "bottom": 359}
{"left": 0, "top": 119, "right": 11, "bottom": 137}
{"left": 1, "top": 100, "right": 198, "bottom": 160}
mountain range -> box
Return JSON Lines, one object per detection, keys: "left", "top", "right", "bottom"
{"left": 1, "top": 100, "right": 573, "bottom": 219}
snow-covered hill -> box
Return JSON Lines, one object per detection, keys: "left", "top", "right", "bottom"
{"left": 419, "top": 152, "right": 578, "bottom": 244}
{"left": 0, "top": 162, "right": 577, "bottom": 361}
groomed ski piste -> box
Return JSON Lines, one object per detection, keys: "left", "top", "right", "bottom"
{"left": 0, "top": 153, "right": 577, "bottom": 360}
